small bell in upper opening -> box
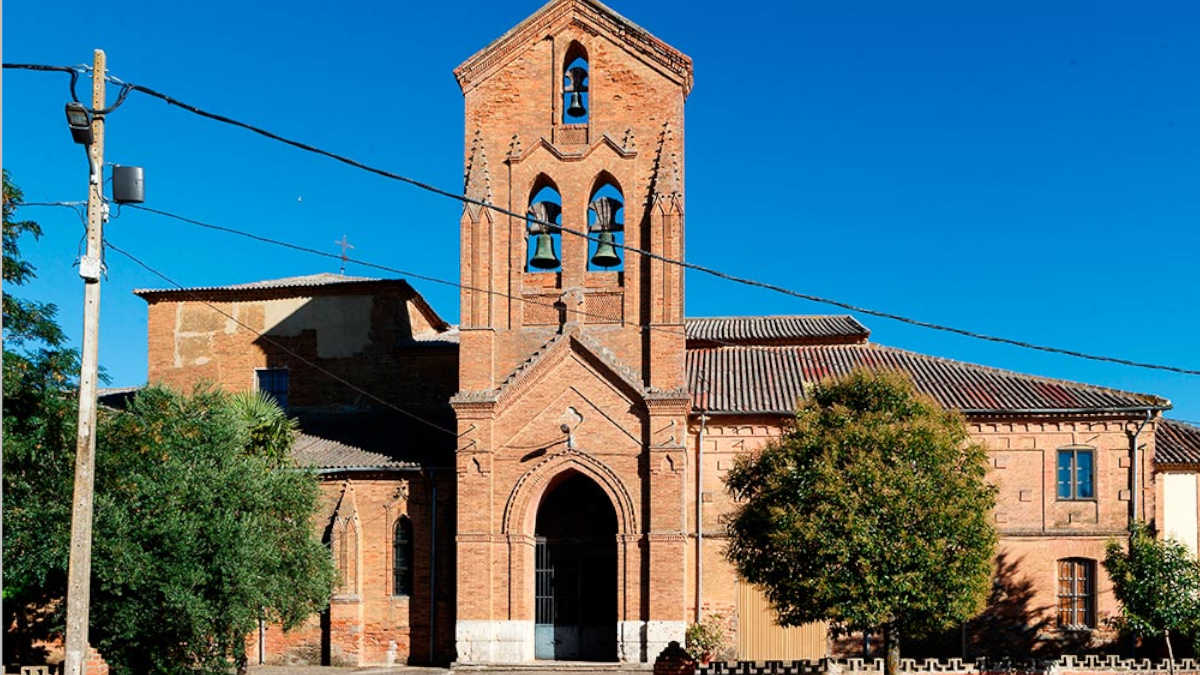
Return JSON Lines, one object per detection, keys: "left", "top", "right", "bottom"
{"left": 529, "top": 233, "right": 560, "bottom": 269}
{"left": 564, "top": 66, "right": 588, "bottom": 118}
{"left": 566, "top": 92, "right": 586, "bottom": 118}
{"left": 590, "top": 231, "right": 620, "bottom": 268}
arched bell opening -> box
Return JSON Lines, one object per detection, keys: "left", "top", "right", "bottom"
{"left": 527, "top": 176, "right": 563, "bottom": 272}
{"left": 562, "top": 42, "right": 590, "bottom": 124}
{"left": 587, "top": 175, "right": 624, "bottom": 271}
{"left": 533, "top": 470, "right": 618, "bottom": 661}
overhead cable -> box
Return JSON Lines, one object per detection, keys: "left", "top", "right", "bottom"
{"left": 9, "top": 62, "right": 1200, "bottom": 375}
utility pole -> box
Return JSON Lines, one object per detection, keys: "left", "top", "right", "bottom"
{"left": 64, "top": 48, "right": 106, "bottom": 675}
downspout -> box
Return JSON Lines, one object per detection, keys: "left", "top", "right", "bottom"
{"left": 696, "top": 408, "right": 709, "bottom": 622}
{"left": 1130, "top": 410, "right": 1153, "bottom": 527}
{"left": 430, "top": 472, "right": 438, "bottom": 662}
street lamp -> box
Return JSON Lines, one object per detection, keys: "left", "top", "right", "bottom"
{"left": 65, "top": 102, "right": 93, "bottom": 145}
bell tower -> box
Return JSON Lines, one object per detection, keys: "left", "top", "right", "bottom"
{"left": 451, "top": 0, "right": 694, "bottom": 664}
{"left": 453, "top": 0, "right": 692, "bottom": 391}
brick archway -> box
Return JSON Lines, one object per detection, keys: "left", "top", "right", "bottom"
{"left": 502, "top": 448, "right": 638, "bottom": 538}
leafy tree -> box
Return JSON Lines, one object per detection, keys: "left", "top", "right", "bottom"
{"left": 3, "top": 171, "right": 82, "bottom": 666}
{"left": 3, "top": 172, "right": 334, "bottom": 673}
{"left": 724, "top": 370, "right": 997, "bottom": 675}
{"left": 1104, "top": 522, "right": 1200, "bottom": 671}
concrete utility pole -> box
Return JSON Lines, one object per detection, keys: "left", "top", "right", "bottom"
{"left": 64, "top": 48, "right": 106, "bottom": 675}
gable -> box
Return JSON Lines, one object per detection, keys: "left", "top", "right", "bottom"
{"left": 454, "top": 0, "right": 693, "bottom": 96}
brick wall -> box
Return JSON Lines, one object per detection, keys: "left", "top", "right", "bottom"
{"left": 682, "top": 415, "right": 1156, "bottom": 657}
{"left": 143, "top": 281, "right": 457, "bottom": 414}
{"left": 250, "top": 471, "right": 456, "bottom": 666}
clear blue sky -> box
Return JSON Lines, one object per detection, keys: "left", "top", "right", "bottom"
{"left": 5, "top": 0, "right": 1199, "bottom": 420}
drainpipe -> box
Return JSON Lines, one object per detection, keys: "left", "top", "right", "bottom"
{"left": 696, "top": 408, "right": 709, "bottom": 622}
{"left": 430, "top": 472, "right": 438, "bottom": 662}
{"left": 1130, "top": 410, "right": 1153, "bottom": 527}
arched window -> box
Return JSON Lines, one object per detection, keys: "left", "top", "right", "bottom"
{"left": 337, "top": 518, "right": 358, "bottom": 595}
{"left": 1056, "top": 558, "right": 1094, "bottom": 628}
{"left": 562, "top": 42, "right": 589, "bottom": 124}
{"left": 587, "top": 176, "right": 624, "bottom": 271}
{"left": 393, "top": 516, "right": 413, "bottom": 597}
{"left": 527, "top": 177, "right": 563, "bottom": 272}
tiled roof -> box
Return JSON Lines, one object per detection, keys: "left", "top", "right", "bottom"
{"left": 292, "top": 411, "right": 453, "bottom": 471}
{"left": 687, "top": 343, "right": 1167, "bottom": 415}
{"left": 292, "top": 432, "right": 421, "bottom": 471}
{"left": 1156, "top": 419, "right": 1200, "bottom": 466}
{"left": 133, "top": 273, "right": 382, "bottom": 296}
{"left": 685, "top": 315, "right": 868, "bottom": 346}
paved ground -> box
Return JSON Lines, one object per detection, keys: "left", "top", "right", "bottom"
{"left": 249, "top": 666, "right": 449, "bottom": 675}
{"left": 248, "top": 667, "right": 651, "bottom": 675}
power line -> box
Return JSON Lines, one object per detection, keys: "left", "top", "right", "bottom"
{"left": 29, "top": 199, "right": 1180, "bottom": 418}
{"left": 9, "top": 63, "right": 1200, "bottom": 376}
{"left": 123, "top": 203, "right": 669, "bottom": 336}
{"left": 102, "top": 238, "right": 458, "bottom": 437}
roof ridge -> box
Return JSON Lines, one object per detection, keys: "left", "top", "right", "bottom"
{"left": 1163, "top": 418, "right": 1200, "bottom": 431}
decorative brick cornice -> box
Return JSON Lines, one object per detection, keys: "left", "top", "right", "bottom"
{"left": 507, "top": 133, "right": 637, "bottom": 165}
{"left": 454, "top": 0, "right": 693, "bottom": 96}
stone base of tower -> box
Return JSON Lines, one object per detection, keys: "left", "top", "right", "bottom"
{"left": 454, "top": 620, "right": 684, "bottom": 665}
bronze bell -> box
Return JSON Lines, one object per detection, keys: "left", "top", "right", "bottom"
{"left": 566, "top": 92, "right": 586, "bottom": 118}
{"left": 590, "top": 231, "right": 620, "bottom": 268}
{"left": 529, "top": 233, "right": 560, "bottom": 269}
{"left": 564, "top": 66, "right": 588, "bottom": 118}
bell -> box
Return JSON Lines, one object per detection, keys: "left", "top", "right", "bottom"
{"left": 566, "top": 92, "right": 586, "bottom": 118}
{"left": 529, "top": 233, "right": 560, "bottom": 269}
{"left": 590, "top": 231, "right": 620, "bottom": 268}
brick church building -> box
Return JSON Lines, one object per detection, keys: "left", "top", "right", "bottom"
{"left": 130, "top": 0, "right": 1200, "bottom": 667}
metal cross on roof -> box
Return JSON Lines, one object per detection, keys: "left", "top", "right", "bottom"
{"left": 334, "top": 235, "right": 354, "bottom": 275}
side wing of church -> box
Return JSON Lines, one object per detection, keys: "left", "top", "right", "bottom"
{"left": 131, "top": 0, "right": 1200, "bottom": 667}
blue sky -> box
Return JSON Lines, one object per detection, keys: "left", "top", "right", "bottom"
{"left": 5, "top": 0, "right": 1199, "bottom": 420}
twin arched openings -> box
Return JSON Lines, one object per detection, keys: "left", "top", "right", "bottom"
{"left": 526, "top": 173, "right": 624, "bottom": 272}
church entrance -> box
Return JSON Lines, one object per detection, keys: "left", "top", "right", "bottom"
{"left": 534, "top": 472, "right": 618, "bottom": 661}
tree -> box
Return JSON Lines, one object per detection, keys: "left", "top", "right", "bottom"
{"left": 724, "top": 369, "right": 997, "bottom": 675}
{"left": 3, "top": 171, "right": 82, "bottom": 666}
{"left": 3, "top": 172, "right": 335, "bottom": 673}
{"left": 1104, "top": 522, "right": 1200, "bottom": 671}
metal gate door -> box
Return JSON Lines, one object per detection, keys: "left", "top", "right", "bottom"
{"left": 534, "top": 537, "right": 555, "bottom": 659}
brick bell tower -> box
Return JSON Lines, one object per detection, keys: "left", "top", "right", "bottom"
{"left": 449, "top": 0, "right": 694, "bottom": 664}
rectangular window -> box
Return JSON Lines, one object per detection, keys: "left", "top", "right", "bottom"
{"left": 255, "top": 368, "right": 289, "bottom": 409}
{"left": 1056, "top": 448, "right": 1094, "bottom": 500}
{"left": 1057, "top": 558, "right": 1095, "bottom": 628}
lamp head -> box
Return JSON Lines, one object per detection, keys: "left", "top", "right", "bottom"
{"left": 64, "top": 102, "right": 93, "bottom": 145}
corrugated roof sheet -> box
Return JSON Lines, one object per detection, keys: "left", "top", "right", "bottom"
{"left": 133, "top": 272, "right": 381, "bottom": 296}
{"left": 1156, "top": 419, "right": 1200, "bottom": 466}
{"left": 685, "top": 315, "right": 868, "bottom": 346}
{"left": 687, "top": 343, "right": 1166, "bottom": 415}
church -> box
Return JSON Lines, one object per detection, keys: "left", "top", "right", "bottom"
{"left": 130, "top": 0, "right": 1200, "bottom": 666}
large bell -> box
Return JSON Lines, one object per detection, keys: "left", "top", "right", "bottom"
{"left": 529, "top": 233, "right": 560, "bottom": 269}
{"left": 590, "top": 231, "right": 620, "bottom": 268}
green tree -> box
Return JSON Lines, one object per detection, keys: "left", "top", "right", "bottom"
{"left": 1104, "top": 522, "right": 1200, "bottom": 671}
{"left": 2, "top": 172, "right": 335, "bottom": 673}
{"left": 724, "top": 370, "right": 997, "bottom": 675}
{"left": 3, "top": 171, "right": 83, "bottom": 665}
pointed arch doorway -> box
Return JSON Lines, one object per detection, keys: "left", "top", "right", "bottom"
{"left": 534, "top": 471, "right": 618, "bottom": 661}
